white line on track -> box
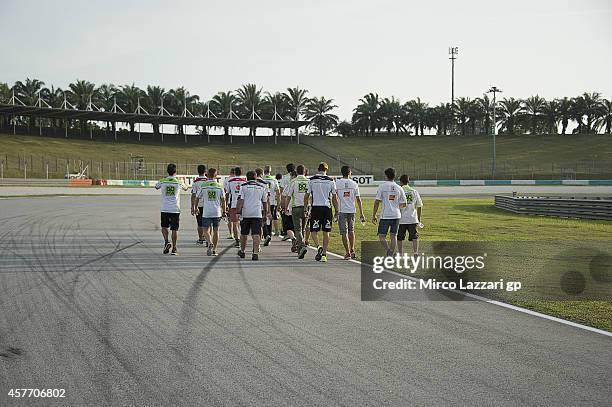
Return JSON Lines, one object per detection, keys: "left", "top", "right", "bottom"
{"left": 319, "top": 248, "right": 612, "bottom": 337}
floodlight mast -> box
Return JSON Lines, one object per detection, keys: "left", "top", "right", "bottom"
{"left": 487, "top": 86, "right": 502, "bottom": 178}
{"left": 449, "top": 47, "right": 459, "bottom": 106}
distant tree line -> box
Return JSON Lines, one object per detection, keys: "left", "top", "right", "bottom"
{"left": 341, "top": 92, "right": 612, "bottom": 137}
{"left": 0, "top": 79, "right": 610, "bottom": 138}
{"left": 0, "top": 79, "right": 339, "bottom": 139}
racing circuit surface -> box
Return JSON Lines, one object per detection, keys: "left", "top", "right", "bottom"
{"left": 0, "top": 196, "right": 611, "bottom": 406}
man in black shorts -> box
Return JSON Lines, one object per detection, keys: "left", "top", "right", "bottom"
{"left": 260, "top": 165, "right": 280, "bottom": 246}
{"left": 279, "top": 164, "right": 295, "bottom": 239}
{"left": 191, "top": 164, "right": 208, "bottom": 245}
{"left": 155, "top": 163, "right": 189, "bottom": 255}
{"left": 304, "top": 162, "right": 339, "bottom": 262}
{"left": 236, "top": 171, "right": 269, "bottom": 260}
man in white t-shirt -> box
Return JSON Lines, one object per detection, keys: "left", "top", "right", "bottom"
{"left": 372, "top": 167, "right": 407, "bottom": 256}
{"left": 282, "top": 165, "right": 309, "bottom": 259}
{"left": 398, "top": 174, "right": 423, "bottom": 255}
{"left": 236, "top": 171, "right": 269, "bottom": 261}
{"left": 190, "top": 164, "right": 208, "bottom": 246}
{"left": 278, "top": 163, "right": 295, "bottom": 239}
{"left": 223, "top": 167, "right": 236, "bottom": 240}
{"left": 194, "top": 168, "right": 226, "bottom": 256}
{"left": 335, "top": 165, "right": 365, "bottom": 260}
{"left": 225, "top": 167, "right": 246, "bottom": 248}
{"left": 260, "top": 165, "right": 281, "bottom": 247}
{"left": 304, "top": 162, "right": 339, "bottom": 263}
{"left": 155, "top": 163, "right": 189, "bottom": 255}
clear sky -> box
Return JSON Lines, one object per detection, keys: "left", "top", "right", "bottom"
{"left": 2, "top": 0, "right": 610, "bottom": 121}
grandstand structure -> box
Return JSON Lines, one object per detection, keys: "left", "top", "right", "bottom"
{"left": 0, "top": 92, "right": 310, "bottom": 144}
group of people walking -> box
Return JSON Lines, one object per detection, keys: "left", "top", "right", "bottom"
{"left": 155, "top": 162, "right": 423, "bottom": 261}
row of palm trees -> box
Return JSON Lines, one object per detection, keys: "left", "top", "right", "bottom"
{"left": 345, "top": 92, "right": 612, "bottom": 136}
{"left": 0, "top": 79, "right": 340, "bottom": 138}
{"left": 1, "top": 79, "right": 610, "bottom": 138}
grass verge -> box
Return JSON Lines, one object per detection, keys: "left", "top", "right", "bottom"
{"left": 319, "top": 198, "right": 612, "bottom": 331}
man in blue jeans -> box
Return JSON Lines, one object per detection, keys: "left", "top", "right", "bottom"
{"left": 371, "top": 167, "right": 407, "bottom": 256}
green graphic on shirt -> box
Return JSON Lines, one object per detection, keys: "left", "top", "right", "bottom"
{"left": 406, "top": 192, "right": 413, "bottom": 203}
{"left": 165, "top": 185, "right": 176, "bottom": 196}
{"left": 298, "top": 182, "right": 308, "bottom": 193}
{"left": 207, "top": 190, "right": 217, "bottom": 200}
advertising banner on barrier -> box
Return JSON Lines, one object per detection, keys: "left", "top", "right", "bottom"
{"left": 331, "top": 175, "right": 374, "bottom": 186}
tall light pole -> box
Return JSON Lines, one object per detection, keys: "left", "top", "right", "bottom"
{"left": 487, "top": 86, "right": 502, "bottom": 178}
{"left": 449, "top": 47, "right": 459, "bottom": 105}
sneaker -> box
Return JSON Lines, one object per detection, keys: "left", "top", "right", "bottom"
{"left": 163, "top": 242, "right": 171, "bottom": 254}
{"left": 171, "top": 248, "right": 178, "bottom": 256}
{"left": 207, "top": 246, "right": 213, "bottom": 256}
{"left": 234, "top": 239, "right": 240, "bottom": 248}
{"left": 343, "top": 253, "right": 351, "bottom": 260}
{"left": 263, "top": 235, "right": 272, "bottom": 247}
{"left": 315, "top": 246, "right": 324, "bottom": 261}
{"left": 238, "top": 250, "right": 245, "bottom": 259}
{"left": 204, "top": 240, "right": 209, "bottom": 247}
{"left": 298, "top": 246, "right": 307, "bottom": 259}
{"left": 291, "top": 239, "right": 298, "bottom": 253}
{"left": 212, "top": 250, "right": 218, "bottom": 256}
{"left": 196, "top": 239, "right": 204, "bottom": 245}
{"left": 386, "top": 249, "right": 394, "bottom": 257}
{"left": 350, "top": 251, "right": 356, "bottom": 260}
{"left": 320, "top": 255, "right": 327, "bottom": 263}
{"left": 281, "top": 236, "right": 291, "bottom": 242}
{"left": 252, "top": 253, "right": 259, "bottom": 261}
{"left": 227, "top": 235, "right": 235, "bottom": 240}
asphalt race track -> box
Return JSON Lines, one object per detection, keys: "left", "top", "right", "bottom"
{"left": 0, "top": 196, "right": 611, "bottom": 406}
{"left": 1, "top": 184, "right": 612, "bottom": 197}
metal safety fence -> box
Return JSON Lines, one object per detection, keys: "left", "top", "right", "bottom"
{"left": 494, "top": 195, "right": 612, "bottom": 220}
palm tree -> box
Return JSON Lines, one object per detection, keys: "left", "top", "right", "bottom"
{"left": 283, "top": 87, "right": 309, "bottom": 142}
{"left": 14, "top": 78, "right": 48, "bottom": 131}
{"left": 304, "top": 97, "right": 339, "bottom": 136}
{"left": 263, "top": 92, "right": 288, "bottom": 142}
{"left": 118, "top": 83, "right": 144, "bottom": 135}
{"left": 211, "top": 91, "right": 237, "bottom": 141}
{"left": 67, "top": 79, "right": 97, "bottom": 134}
{"left": 378, "top": 97, "right": 403, "bottom": 134}
{"left": 96, "top": 83, "right": 118, "bottom": 133}
{"left": 498, "top": 98, "right": 522, "bottom": 134}
{"left": 581, "top": 92, "right": 603, "bottom": 133}
{"left": 47, "top": 86, "right": 65, "bottom": 131}
{"left": 14, "top": 78, "right": 47, "bottom": 106}
{"left": 352, "top": 93, "right": 379, "bottom": 136}
{"left": 166, "top": 87, "right": 199, "bottom": 137}
{"left": 453, "top": 97, "right": 473, "bottom": 136}
{"left": 0, "top": 82, "right": 12, "bottom": 130}
{"left": 145, "top": 85, "right": 165, "bottom": 136}
{"left": 404, "top": 98, "right": 429, "bottom": 136}
{"left": 467, "top": 100, "right": 484, "bottom": 135}
{"left": 68, "top": 79, "right": 96, "bottom": 110}
{"left": 541, "top": 100, "right": 560, "bottom": 134}
{"left": 594, "top": 99, "right": 612, "bottom": 134}
{"left": 236, "top": 83, "right": 264, "bottom": 142}
{"left": 570, "top": 96, "right": 586, "bottom": 134}
{"left": 476, "top": 95, "right": 494, "bottom": 134}
{"left": 556, "top": 97, "right": 572, "bottom": 134}
{"left": 0, "top": 82, "right": 10, "bottom": 103}
{"left": 522, "top": 95, "right": 546, "bottom": 134}
{"left": 431, "top": 103, "right": 454, "bottom": 135}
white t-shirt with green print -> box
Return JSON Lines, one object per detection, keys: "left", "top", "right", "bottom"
{"left": 399, "top": 185, "right": 423, "bottom": 224}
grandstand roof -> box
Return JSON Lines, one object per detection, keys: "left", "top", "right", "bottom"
{"left": 0, "top": 104, "right": 309, "bottom": 129}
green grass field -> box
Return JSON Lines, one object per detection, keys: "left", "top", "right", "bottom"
{"left": 318, "top": 198, "right": 612, "bottom": 331}
{"left": 305, "top": 133, "right": 612, "bottom": 179}
{"left": 1, "top": 132, "right": 612, "bottom": 179}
